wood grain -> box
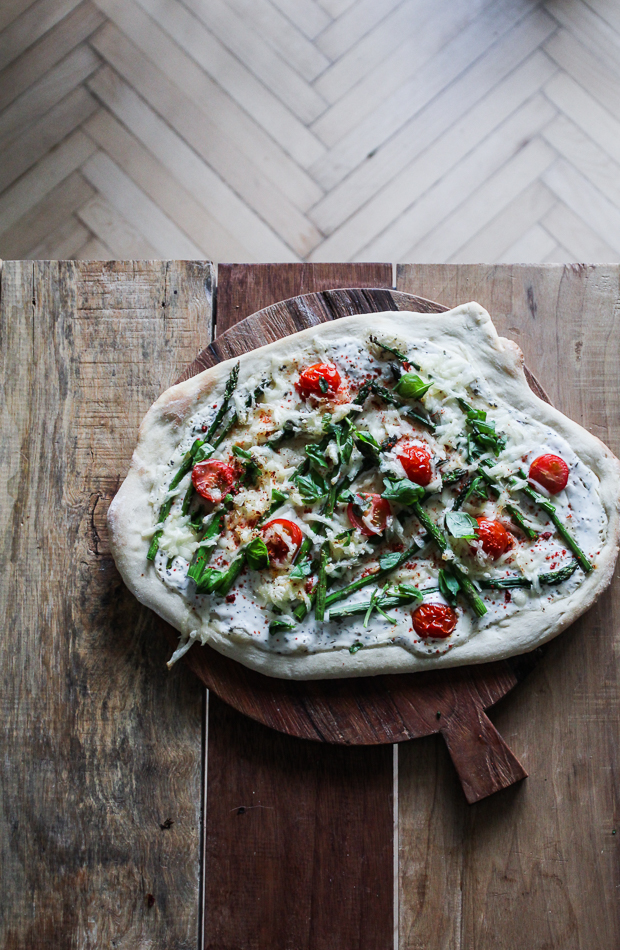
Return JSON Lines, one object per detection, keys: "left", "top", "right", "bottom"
{"left": 202, "top": 263, "right": 394, "bottom": 950}
{"left": 0, "top": 260, "right": 211, "bottom": 949}
{"left": 215, "top": 261, "right": 394, "bottom": 333}
{"left": 396, "top": 264, "right": 620, "bottom": 950}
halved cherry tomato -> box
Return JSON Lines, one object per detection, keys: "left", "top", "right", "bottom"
{"left": 529, "top": 454, "right": 569, "bottom": 494}
{"left": 412, "top": 603, "right": 458, "bottom": 639}
{"left": 347, "top": 493, "right": 391, "bottom": 536}
{"left": 396, "top": 441, "right": 433, "bottom": 486}
{"left": 261, "top": 518, "right": 303, "bottom": 564}
{"left": 191, "top": 460, "right": 235, "bottom": 503}
{"left": 475, "top": 517, "right": 512, "bottom": 560}
{"left": 295, "top": 362, "right": 341, "bottom": 400}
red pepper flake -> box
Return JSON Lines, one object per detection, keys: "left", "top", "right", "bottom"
{"left": 540, "top": 531, "right": 552, "bottom": 540}
{"left": 226, "top": 594, "right": 236, "bottom": 604}
{"left": 504, "top": 590, "right": 511, "bottom": 604}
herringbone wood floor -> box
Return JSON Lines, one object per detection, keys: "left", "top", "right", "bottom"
{"left": 1, "top": 0, "right": 619, "bottom": 263}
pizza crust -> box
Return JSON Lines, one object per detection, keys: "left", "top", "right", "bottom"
{"left": 108, "top": 303, "right": 620, "bottom": 679}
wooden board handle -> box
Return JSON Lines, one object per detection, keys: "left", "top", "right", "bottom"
{"left": 440, "top": 707, "right": 527, "bottom": 804}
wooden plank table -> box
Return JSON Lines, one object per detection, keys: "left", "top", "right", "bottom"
{"left": 1, "top": 261, "right": 618, "bottom": 949}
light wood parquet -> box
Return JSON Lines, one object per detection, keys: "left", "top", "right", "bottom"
{"left": 1, "top": 0, "right": 620, "bottom": 263}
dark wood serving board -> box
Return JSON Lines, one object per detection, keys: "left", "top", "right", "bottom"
{"left": 179, "top": 286, "right": 546, "bottom": 803}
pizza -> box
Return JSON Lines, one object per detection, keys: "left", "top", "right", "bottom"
{"left": 107, "top": 303, "right": 620, "bottom": 679}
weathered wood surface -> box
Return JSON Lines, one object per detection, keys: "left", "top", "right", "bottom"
{"left": 0, "top": 260, "right": 211, "bottom": 949}
{"left": 396, "top": 264, "right": 620, "bottom": 950}
{"left": 202, "top": 263, "right": 394, "bottom": 950}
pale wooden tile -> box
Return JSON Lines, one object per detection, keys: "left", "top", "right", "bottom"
{"left": 539, "top": 243, "right": 576, "bottom": 264}
{"left": 26, "top": 216, "right": 90, "bottom": 259}
{"left": 543, "top": 113, "right": 620, "bottom": 210}
{"left": 132, "top": 0, "right": 325, "bottom": 168}
{"left": 84, "top": 108, "right": 256, "bottom": 262}
{"left": 0, "top": 1, "right": 104, "bottom": 113}
{"left": 269, "top": 0, "right": 331, "bottom": 39}
{"left": 80, "top": 151, "right": 203, "bottom": 257}
{"left": 75, "top": 234, "right": 114, "bottom": 258}
{"left": 362, "top": 113, "right": 556, "bottom": 263}
{"left": 310, "top": 1, "right": 555, "bottom": 191}
{"left": 92, "top": 1, "right": 323, "bottom": 210}
{"left": 317, "top": 0, "right": 356, "bottom": 17}
{"left": 313, "top": 0, "right": 491, "bottom": 114}
{"left": 0, "top": 171, "right": 94, "bottom": 258}
{"left": 544, "top": 0, "right": 620, "bottom": 70}
{"left": 76, "top": 194, "right": 160, "bottom": 257}
{"left": 544, "top": 72, "right": 620, "bottom": 167}
{"left": 452, "top": 180, "right": 557, "bottom": 264}
{"left": 544, "top": 27, "right": 620, "bottom": 124}
{"left": 89, "top": 24, "right": 318, "bottom": 256}
{"left": 0, "top": 0, "right": 84, "bottom": 71}
{"left": 310, "top": 51, "right": 557, "bottom": 258}
{"left": 223, "top": 0, "right": 330, "bottom": 81}
{"left": 0, "top": 130, "right": 96, "bottom": 236}
{"left": 402, "top": 138, "right": 557, "bottom": 262}
{"left": 179, "top": 0, "right": 328, "bottom": 123}
{"left": 577, "top": 0, "right": 620, "bottom": 42}
{"left": 0, "top": 0, "right": 37, "bottom": 35}
{"left": 315, "top": 0, "right": 403, "bottom": 60}
{"left": 543, "top": 158, "right": 620, "bottom": 254}
{"left": 0, "top": 86, "right": 97, "bottom": 193}
{"left": 541, "top": 202, "right": 619, "bottom": 262}
{"left": 0, "top": 44, "right": 100, "bottom": 150}
{"left": 495, "top": 222, "right": 558, "bottom": 263}
{"left": 87, "top": 67, "right": 298, "bottom": 261}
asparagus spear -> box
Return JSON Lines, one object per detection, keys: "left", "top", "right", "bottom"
{"left": 204, "top": 362, "right": 239, "bottom": 443}
{"left": 147, "top": 364, "right": 241, "bottom": 561}
{"left": 514, "top": 469, "right": 592, "bottom": 573}
{"left": 187, "top": 512, "right": 224, "bottom": 583}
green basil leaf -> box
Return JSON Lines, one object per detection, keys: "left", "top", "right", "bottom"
{"left": 354, "top": 429, "right": 381, "bottom": 458}
{"left": 290, "top": 559, "right": 313, "bottom": 578}
{"left": 271, "top": 488, "right": 287, "bottom": 505}
{"left": 246, "top": 537, "right": 270, "bottom": 570}
{"left": 293, "top": 470, "right": 328, "bottom": 502}
{"left": 381, "top": 477, "right": 425, "bottom": 506}
{"left": 379, "top": 551, "right": 403, "bottom": 571}
{"left": 318, "top": 376, "right": 329, "bottom": 394}
{"left": 305, "top": 443, "right": 328, "bottom": 469}
{"left": 232, "top": 444, "right": 252, "bottom": 461}
{"left": 192, "top": 442, "right": 215, "bottom": 464}
{"left": 394, "top": 373, "right": 432, "bottom": 400}
{"left": 349, "top": 641, "right": 363, "bottom": 654}
{"left": 445, "top": 510, "right": 478, "bottom": 539}
{"left": 438, "top": 569, "right": 460, "bottom": 606}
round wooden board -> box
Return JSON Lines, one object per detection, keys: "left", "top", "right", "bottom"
{"left": 178, "top": 288, "right": 546, "bottom": 802}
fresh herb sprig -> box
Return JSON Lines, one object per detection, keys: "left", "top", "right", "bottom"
{"left": 458, "top": 398, "right": 506, "bottom": 459}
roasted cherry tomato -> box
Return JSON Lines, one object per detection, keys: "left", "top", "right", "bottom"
{"left": 347, "top": 493, "right": 391, "bottom": 536}
{"left": 295, "top": 362, "right": 341, "bottom": 400}
{"left": 191, "top": 460, "right": 235, "bottom": 503}
{"left": 412, "top": 603, "right": 458, "bottom": 639}
{"left": 475, "top": 517, "right": 512, "bottom": 560}
{"left": 261, "top": 518, "right": 303, "bottom": 564}
{"left": 529, "top": 454, "right": 569, "bottom": 494}
{"left": 396, "top": 441, "right": 433, "bottom": 486}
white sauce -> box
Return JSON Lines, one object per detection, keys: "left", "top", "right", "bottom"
{"left": 151, "top": 335, "right": 608, "bottom": 663}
